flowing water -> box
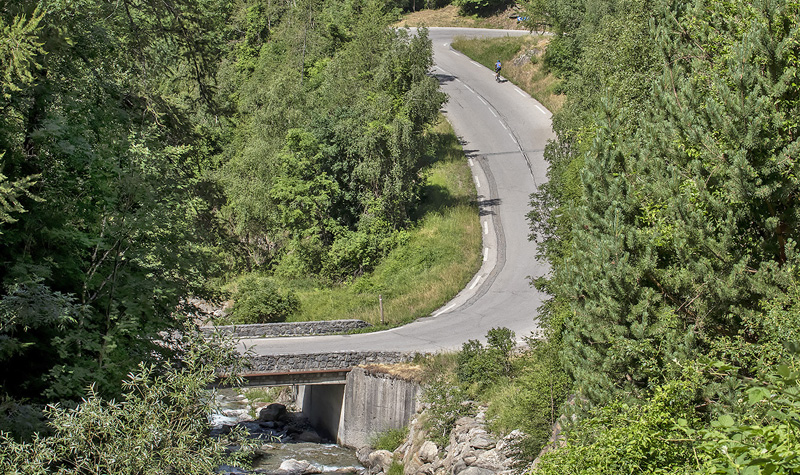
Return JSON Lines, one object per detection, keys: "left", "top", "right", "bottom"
{"left": 211, "top": 388, "right": 364, "bottom": 474}
{"left": 251, "top": 442, "right": 362, "bottom": 472}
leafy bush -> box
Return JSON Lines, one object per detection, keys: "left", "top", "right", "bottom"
{"left": 486, "top": 338, "right": 571, "bottom": 460}
{"left": 532, "top": 379, "right": 700, "bottom": 475}
{"left": 690, "top": 350, "right": 800, "bottom": 474}
{"left": 421, "top": 378, "right": 471, "bottom": 446}
{"left": 230, "top": 274, "right": 300, "bottom": 324}
{"left": 321, "top": 225, "right": 408, "bottom": 282}
{"left": 456, "top": 327, "right": 515, "bottom": 392}
{"left": 0, "top": 333, "right": 256, "bottom": 473}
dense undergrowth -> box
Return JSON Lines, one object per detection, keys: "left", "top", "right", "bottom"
{"left": 418, "top": 329, "right": 570, "bottom": 460}
{"left": 220, "top": 117, "right": 481, "bottom": 326}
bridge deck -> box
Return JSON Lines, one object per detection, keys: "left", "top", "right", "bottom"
{"left": 215, "top": 368, "right": 352, "bottom": 387}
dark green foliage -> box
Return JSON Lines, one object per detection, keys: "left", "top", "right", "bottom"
{"left": 0, "top": 0, "right": 445, "bottom": 413}
{"left": 690, "top": 348, "right": 800, "bottom": 474}
{"left": 486, "top": 338, "right": 571, "bottom": 460}
{"left": 532, "top": 378, "right": 700, "bottom": 474}
{"left": 456, "top": 327, "right": 515, "bottom": 391}
{"left": 527, "top": 0, "right": 800, "bottom": 471}
{"left": 531, "top": 0, "right": 800, "bottom": 402}
{"left": 230, "top": 274, "right": 300, "bottom": 324}
{"left": 218, "top": 6, "right": 445, "bottom": 281}
{"left": 453, "top": 0, "right": 513, "bottom": 16}
{"left": 0, "top": 0, "right": 233, "bottom": 403}
{"left": 0, "top": 0, "right": 447, "bottom": 464}
{"left": 0, "top": 333, "right": 255, "bottom": 473}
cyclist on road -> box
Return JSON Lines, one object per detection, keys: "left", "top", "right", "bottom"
{"left": 494, "top": 60, "right": 502, "bottom": 82}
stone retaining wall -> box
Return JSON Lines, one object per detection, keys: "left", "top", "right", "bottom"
{"left": 247, "top": 351, "right": 414, "bottom": 373}
{"left": 203, "top": 319, "right": 371, "bottom": 338}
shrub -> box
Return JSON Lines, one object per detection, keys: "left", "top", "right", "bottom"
{"left": 531, "top": 379, "right": 700, "bottom": 475}
{"left": 372, "top": 426, "right": 408, "bottom": 451}
{"left": 486, "top": 338, "right": 571, "bottom": 460}
{"left": 0, "top": 333, "right": 256, "bottom": 473}
{"left": 692, "top": 349, "right": 800, "bottom": 474}
{"left": 321, "top": 219, "right": 408, "bottom": 282}
{"left": 230, "top": 274, "right": 300, "bottom": 324}
{"left": 456, "top": 327, "right": 515, "bottom": 392}
{"left": 421, "top": 378, "right": 471, "bottom": 446}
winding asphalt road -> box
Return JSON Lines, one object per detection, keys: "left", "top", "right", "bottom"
{"left": 242, "top": 27, "right": 554, "bottom": 356}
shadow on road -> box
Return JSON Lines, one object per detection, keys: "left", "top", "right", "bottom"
{"left": 433, "top": 72, "right": 457, "bottom": 85}
{"left": 477, "top": 197, "right": 501, "bottom": 216}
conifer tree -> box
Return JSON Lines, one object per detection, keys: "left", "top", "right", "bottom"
{"left": 550, "top": 0, "right": 800, "bottom": 403}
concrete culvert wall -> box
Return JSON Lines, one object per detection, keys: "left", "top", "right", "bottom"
{"left": 337, "top": 367, "right": 421, "bottom": 448}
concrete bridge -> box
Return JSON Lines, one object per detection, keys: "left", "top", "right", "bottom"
{"left": 209, "top": 325, "right": 422, "bottom": 447}
{"left": 207, "top": 320, "right": 419, "bottom": 378}
{"left": 216, "top": 362, "right": 421, "bottom": 447}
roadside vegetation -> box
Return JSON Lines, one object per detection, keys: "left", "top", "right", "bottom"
{"left": 417, "top": 328, "right": 569, "bottom": 459}
{"left": 5, "top": 0, "right": 800, "bottom": 472}
{"left": 398, "top": 0, "right": 800, "bottom": 472}
{"left": 395, "top": 4, "right": 526, "bottom": 29}
{"left": 0, "top": 332, "right": 257, "bottom": 471}
{"left": 287, "top": 118, "right": 481, "bottom": 325}
{"left": 451, "top": 35, "right": 564, "bottom": 112}
{"left": 0, "top": 0, "right": 463, "bottom": 458}
{"left": 216, "top": 117, "right": 480, "bottom": 327}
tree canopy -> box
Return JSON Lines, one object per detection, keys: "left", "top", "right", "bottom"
{"left": 529, "top": 0, "right": 800, "bottom": 471}
{"left": 0, "top": 0, "right": 445, "bottom": 437}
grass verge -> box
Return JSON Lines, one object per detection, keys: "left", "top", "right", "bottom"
{"left": 451, "top": 35, "right": 564, "bottom": 113}
{"left": 284, "top": 117, "right": 481, "bottom": 326}
{"left": 395, "top": 5, "right": 528, "bottom": 30}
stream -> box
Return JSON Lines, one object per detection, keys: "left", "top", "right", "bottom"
{"left": 211, "top": 389, "right": 365, "bottom": 474}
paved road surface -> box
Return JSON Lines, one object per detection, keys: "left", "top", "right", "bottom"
{"left": 242, "top": 27, "right": 554, "bottom": 356}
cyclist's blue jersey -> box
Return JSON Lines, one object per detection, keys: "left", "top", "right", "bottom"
{"left": 495, "top": 61, "right": 501, "bottom": 71}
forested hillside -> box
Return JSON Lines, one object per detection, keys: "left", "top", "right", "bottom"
{"left": 0, "top": 0, "right": 444, "bottom": 435}
{"left": 526, "top": 0, "right": 800, "bottom": 471}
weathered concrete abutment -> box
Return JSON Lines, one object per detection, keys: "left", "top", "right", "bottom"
{"left": 297, "top": 367, "right": 421, "bottom": 448}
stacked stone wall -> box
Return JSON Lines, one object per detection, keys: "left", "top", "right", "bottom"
{"left": 247, "top": 351, "right": 415, "bottom": 373}
{"left": 203, "top": 319, "right": 371, "bottom": 338}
